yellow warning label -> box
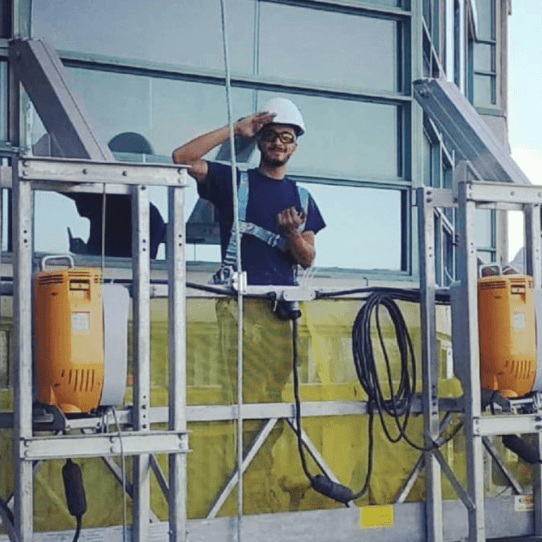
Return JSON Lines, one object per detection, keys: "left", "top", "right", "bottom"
{"left": 360, "top": 505, "right": 394, "bottom": 528}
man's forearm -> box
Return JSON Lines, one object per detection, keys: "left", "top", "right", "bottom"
{"left": 284, "top": 230, "right": 315, "bottom": 268}
{"left": 172, "top": 125, "right": 231, "bottom": 165}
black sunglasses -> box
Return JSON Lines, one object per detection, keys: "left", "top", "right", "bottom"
{"left": 259, "top": 129, "right": 297, "bottom": 144}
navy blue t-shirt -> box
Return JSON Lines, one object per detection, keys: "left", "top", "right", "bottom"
{"left": 197, "top": 162, "right": 326, "bottom": 285}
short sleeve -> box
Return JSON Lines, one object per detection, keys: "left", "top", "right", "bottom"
{"left": 304, "top": 192, "right": 326, "bottom": 235}
{"left": 197, "top": 161, "right": 237, "bottom": 211}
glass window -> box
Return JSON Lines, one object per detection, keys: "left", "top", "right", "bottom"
{"left": 259, "top": 4, "right": 400, "bottom": 92}
{"left": 475, "top": 0, "right": 495, "bottom": 41}
{"left": 474, "top": 43, "right": 494, "bottom": 72}
{"left": 300, "top": 183, "right": 403, "bottom": 271}
{"left": 475, "top": 208, "right": 494, "bottom": 248}
{"left": 423, "top": 135, "right": 432, "bottom": 185}
{"left": 444, "top": 229, "right": 454, "bottom": 285}
{"left": 255, "top": 92, "right": 400, "bottom": 180}
{"left": 31, "top": 0, "right": 255, "bottom": 74}
{"left": 0, "top": 61, "right": 7, "bottom": 142}
{"left": 33, "top": 191, "right": 89, "bottom": 254}
{"left": 473, "top": 73, "right": 495, "bottom": 105}
{"left": 0, "top": 0, "right": 10, "bottom": 38}
{"left": 30, "top": 68, "right": 254, "bottom": 258}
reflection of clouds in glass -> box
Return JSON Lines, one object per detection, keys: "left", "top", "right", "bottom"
{"left": 260, "top": 3, "right": 398, "bottom": 92}
{"left": 34, "top": 192, "right": 89, "bottom": 253}
{"left": 32, "top": 0, "right": 254, "bottom": 74}
{"left": 301, "top": 183, "right": 402, "bottom": 270}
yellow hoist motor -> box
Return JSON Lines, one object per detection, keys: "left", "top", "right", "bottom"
{"left": 34, "top": 256, "right": 104, "bottom": 413}
{"left": 478, "top": 273, "right": 536, "bottom": 397}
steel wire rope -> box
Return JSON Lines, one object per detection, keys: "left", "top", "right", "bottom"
{"left": 219, "top": 0, "right": 245, "bottom": 537}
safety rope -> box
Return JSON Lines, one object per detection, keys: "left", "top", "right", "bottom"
{"left": 219, "top": 0, "right": 244, "bottom": 537}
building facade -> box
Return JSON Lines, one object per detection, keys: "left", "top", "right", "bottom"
{"left": 0, "top": 0, "right": 511, "bottom": 283}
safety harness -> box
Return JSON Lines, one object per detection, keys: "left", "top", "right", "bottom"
{"left": 213, "top": 171, "right": 310, "bottom": 284}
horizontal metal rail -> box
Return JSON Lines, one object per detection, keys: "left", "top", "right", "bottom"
{"left": 18, "top": 431, "right": 188, "bottom": 460}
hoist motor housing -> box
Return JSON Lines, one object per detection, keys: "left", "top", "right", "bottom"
{"left": 34, "top": 267, "right": 104, "bottom": 413}
{"left": 477, "top": 274, "right": 536, "bottom": 397}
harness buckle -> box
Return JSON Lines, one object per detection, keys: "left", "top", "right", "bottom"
{"left": 212, "top": 265, "right": 235, "bottom": 285}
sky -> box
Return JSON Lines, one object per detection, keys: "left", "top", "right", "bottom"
{"left": 507, "top": 0, "right": 542, "bottom": 257}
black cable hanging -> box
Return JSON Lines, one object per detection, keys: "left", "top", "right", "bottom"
{"left": 293, "top": 289, "right": 463, "bottom": 505}
{"left": 292, "top": 317, "right": 374, "bottom": 504}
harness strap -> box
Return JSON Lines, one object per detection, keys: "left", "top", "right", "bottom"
{"left": 223, "top": 171, "right": 310, "bottom": 268}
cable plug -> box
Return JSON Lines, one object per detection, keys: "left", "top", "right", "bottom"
{"left": 62, "top": 459, "right": 87, "bottom": 518}
{"left": 311, "top": 474, "right": 353, "bottom": 504}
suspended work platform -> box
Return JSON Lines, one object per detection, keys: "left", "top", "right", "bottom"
{"left": 3, "top": 37, "right": 542, "bottom": 542}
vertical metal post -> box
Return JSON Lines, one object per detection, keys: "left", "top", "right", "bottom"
{"left": 12, "top": 160, "right": 34, "bottom": 541}
{"left": 457, "top": 180, "right": 485, "bottom": 542}
{"left": 525, "top": 203, "right": 542, "bottom": 536}
{"left": 132, "top": 185, "right": 151, "bottom": 542}
{"left": 167, "top": 177, "right": 187, "bottom": 541}
{"left": 417, "top": 187, "right": 443, "bottom": 542}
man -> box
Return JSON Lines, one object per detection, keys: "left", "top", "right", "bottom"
{"left": 172, "top": 99, "right": 325, "bottom": 512}
{"left": 172, "top": 97, "right": 325, "bottom": 285}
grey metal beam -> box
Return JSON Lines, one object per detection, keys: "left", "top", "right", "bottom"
{"left": 132, "top": 185, "right": 151, "bottom": 542}
{"left": 0, "top": 496, "right": 536, "bottom": 542}
{"left": 417, "top": 186, "right": 444, "bottom": 542}
{"left": 457, "top": 180, "right": 486, "bottom": 542}
{"left": 206, "top": 418, "right": 278, "bottom": 519}
{"left": 466, "top": 181, "right": 542, "bottom": 204}
{"left": 12, "top": 166, "right": 33, "bottom": 542}
{"left": 482, "top": 437, "right": 524, "bottom": 496}
{"left": 524, "top": 202, "right": 542, "bottom": 537}
{"left": 8, "top": 38, "right": 112, "bottom": 160}
{"left": 473, "top": 415, "right": 542, "bottom": 436}
{"left": 286, "top": 418, "right": 350, "bottom": 504}
{"left": 413, "top": 78, "right": 530, "bottom": 185}
{"left": 0, "top": 399, "right": 465, "bottom": 430}
{"left": 433, "top": 448, "right": 474, "bottom": 512}
{"left": 167, "top": 182, "right": 188, "bottom": 541}
{"left": 17, "top": 431, "right": 188, "bottom": 460}
{"left": 17, "top": 156, "right": 186, "bottom": 187}
{"left": 394, "top": 412, "right": 456, "bottom": 504}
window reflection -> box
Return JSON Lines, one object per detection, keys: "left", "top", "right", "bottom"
{"left": 259, "top": 4, "right": 400, "bottom": 92}
{"left": 256, "top": 92, "right": 400, "bottom": 179}
{"left": 474, "top": 74, "right": 496, "bottom": 105}
{"left": 300, "top": 183, "right": 403, "bottom": 270}
{"left": 475, "top": 0, "right": 495, "bottom": 41}
{"left": 31, "top": 0, "right": 255, "bottom": 74}
{"left": 0, "top": 62, "right": 6, "bottom": 142}
{"left": 476, "top": 208, "right": 494, "bottom": 248}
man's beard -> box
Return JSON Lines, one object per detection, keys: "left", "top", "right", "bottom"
{"left": 261, "top": 150, "right": 290, "bottom": 168}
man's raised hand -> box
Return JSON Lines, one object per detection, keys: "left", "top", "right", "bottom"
{"left": 235, "top": 111, "right": 276, "bottom": 138}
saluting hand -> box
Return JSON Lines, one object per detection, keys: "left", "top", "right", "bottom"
{"left": 235, "top": 111, "right": 277, "bottom": 138}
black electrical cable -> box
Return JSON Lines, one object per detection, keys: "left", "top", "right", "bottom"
{"left": 292, "top": 317, "right": 374, "bottom": 504}
{"left": 352, "top": 290, "right": 438, "bottom": 452}
{"left": 62, "top": 458, "right": 87, "bottom": 542}
{"left": 293, "top": 288, "right": 464, "bottom": 505}
{"left": 73, "top": 516, "right": 82, "bottom": 542}
{"left": 317, "top": 286, "right": 451, "bottom": 305}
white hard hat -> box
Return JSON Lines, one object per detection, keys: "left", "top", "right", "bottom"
{"left": 261, "top": 97, "right": 306, "bottom": 136}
